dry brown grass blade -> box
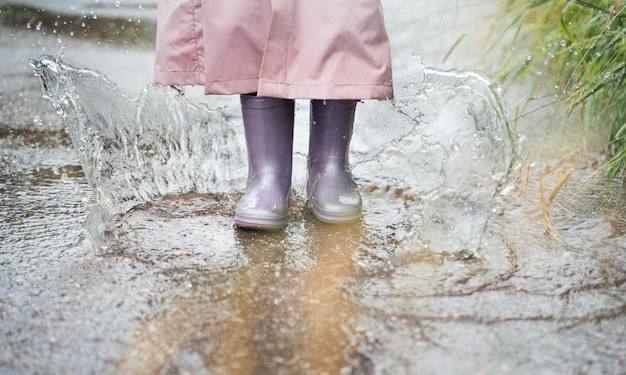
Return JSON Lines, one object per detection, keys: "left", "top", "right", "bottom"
{"left": 515, "top": 163, "right": 532, "bottom": 200}
{"left": 548, "top": 167, "right": 575, "bottom": 203}
{"left": 539, "top": 169, "right": 559, "bottom": 236}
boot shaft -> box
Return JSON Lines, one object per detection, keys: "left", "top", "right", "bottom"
{"left": 240, "top": 94, "right": 295, "bottom": 177}
{"left": 308, "top": 99, "right": 357, "bottom": 168}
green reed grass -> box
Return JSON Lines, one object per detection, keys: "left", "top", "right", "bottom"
{"left": 494, "top": 0, "right": 626, "bottom": 182}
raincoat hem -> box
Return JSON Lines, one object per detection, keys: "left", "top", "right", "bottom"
{"left": 258, "top": 82, "right": 394, "bottom": 100}
{"left": 202, "top": 79, "right": 262, "bottom": 96}
{"left": 154, "top": 69, "right": 204, "bottom": 86}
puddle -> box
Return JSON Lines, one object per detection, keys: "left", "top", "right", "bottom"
{"left": 2, "top": 1, "right": 625, "bottom": 373}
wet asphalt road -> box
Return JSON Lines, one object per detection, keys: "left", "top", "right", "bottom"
{"left": 2, "top": 1, "right": 626, "bottom": 374}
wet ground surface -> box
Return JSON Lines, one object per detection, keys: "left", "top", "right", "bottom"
{"left": 2, "top": 1, "right": 626, "bottom": 374}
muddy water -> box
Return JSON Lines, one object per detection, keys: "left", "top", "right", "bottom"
{"left": 2, "top": 1, "right": 626, "bottom": 374}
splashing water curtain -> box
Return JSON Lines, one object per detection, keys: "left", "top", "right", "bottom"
{"left": 31, "top": 54, "right": 518, "bottom": 253}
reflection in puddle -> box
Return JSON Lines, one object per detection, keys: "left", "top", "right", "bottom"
{"left": 116, "top": 210, "right": 364, "bottom": 373}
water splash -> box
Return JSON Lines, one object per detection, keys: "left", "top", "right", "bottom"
{"left": 31, "top": 55, "right": 246, "bottom": 244}
{"left": 354, "top": 65, "right": 518, "bottom": 255}
{"left": 31, "top": 55, "right": 518, "bottom": 254}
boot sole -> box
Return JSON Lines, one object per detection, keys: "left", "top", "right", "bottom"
{"left": 310, "top": 204, "right": 361, "bottom": 224}
{"left": 234, "top": 214, "right": 288, "bottom": 230}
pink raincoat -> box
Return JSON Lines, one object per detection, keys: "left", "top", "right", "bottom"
{"left": 154, "top": 0, "right": 394, "bottom": 100}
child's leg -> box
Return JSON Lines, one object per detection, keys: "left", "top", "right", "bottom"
{"left": 235, "top": 94, "right": 295, "bottom": 230}
{"left": 307, "top": 100, "right": 362, "bottom": 223}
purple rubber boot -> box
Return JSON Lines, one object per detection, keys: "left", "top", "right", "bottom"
{"left": 235, "top": 94, "right": 295, "bottom": 230}
{"left": 307, "top": 99, "right": 362, "bottom": 223}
